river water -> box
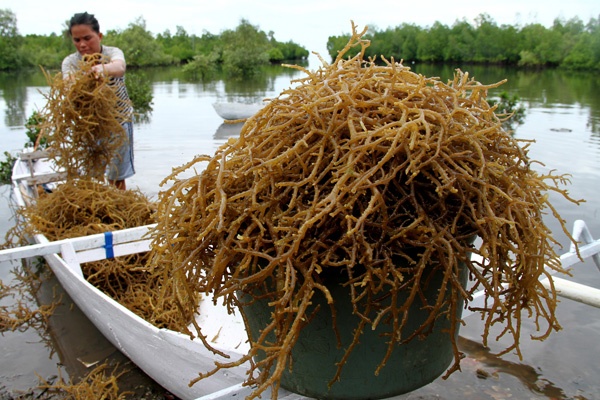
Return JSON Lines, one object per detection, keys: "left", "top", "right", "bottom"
{"left": 1, "top": 58, "right": 599, "bottom": 399}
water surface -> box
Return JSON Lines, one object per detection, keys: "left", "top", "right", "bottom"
{"left": 1, "top": 59, "right": 599, "bottom": 399}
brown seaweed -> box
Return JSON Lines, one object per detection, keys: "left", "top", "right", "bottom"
{"left": 150, "top": 23, "right": 582, "bottom": 399}
{"left": 39, "top": 56, "right": 129, "bottom": 181}
{"left": 15, "top": 179, "right": 198, "bottom": 332}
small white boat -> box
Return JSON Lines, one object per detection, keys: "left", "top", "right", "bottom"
{"left": 212, "top": 102, "right": 264, "bottom": 120}
{"left": 3, "top": 149, "right": 600, "bottom": 399}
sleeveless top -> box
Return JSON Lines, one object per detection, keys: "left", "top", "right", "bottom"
{"left": 62, "top": 45, "right": 133, "bottom": 116}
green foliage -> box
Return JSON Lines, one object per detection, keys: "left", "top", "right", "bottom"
{"left": 271, "top": 41, "right": 309, "bottom": 61}
{"left": 383, "top": 24, "right": 420, "bottom": 61}
{"left": 562, "top": 36, "right": 596, "bottom": 69}
{"left": 24, "top": 111, "right": 45, "bottom": 148}
{"left": 487, "top": 91, "right": 526, "bottom": 131}
{"left": 518, "top": 23, "right": 563, "bottom": 67}
{"left": 182, "top": 52, "right": 220, "bottom": 79}
{"left": 3, "top": 9, "right": 597, "bottom": 72}
{"left": 156, "top": 26, "right": 197, "bottom": 63}
{"left": 0, "top": 151, "right": 16, "bottom": 185}
{"left": 220, "top": 19, "right": 270, "bottom": 77}
{"left": 416, "top": 21, "right": 449, "bottom": 62}
{"left": 472, "top": 14, "right": 504, "bottom": 62}
{"left": 104, "top": 18, "right": 173, "bottom": 68}
{"left": 518, "top": 50, "right": 542, "bottom": 67}
{"left": 445, "top": 20, "right": 475, "bottom": 62}
{"left": 19, "top": 33, "right": 70, "bottom": 68}
{"left": 326, "top": 35, "right": 353, "bottom": 60}
{"left": 125, "top": 70, "right": 154, "bottom": 117}
{"left": 1, "top": 11, "right": 308, "bottom": 76}
{"left": 268, "top": 47, "right": 284, "bottom": 63}
{"left": 326, "top": 14, "right": 600, "bottom": 70}
{"left": 562, "top": 19, "right": 600, "bottom": 70}
{"left": 0, "top": 8, "right": 23, "bottom": 70}
{"left": 0, "top": 8, "right": 18, "bottom": 37}
{"left": 191, "top": 31, "right": 220, "bottom": 59}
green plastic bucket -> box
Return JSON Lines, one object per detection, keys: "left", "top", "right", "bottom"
{"left": 241, "top": 258, "right": 468, "bottom": 399}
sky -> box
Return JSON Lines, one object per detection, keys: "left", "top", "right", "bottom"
{"left": 4, "top": 0, "right": 599, "bottom": 59}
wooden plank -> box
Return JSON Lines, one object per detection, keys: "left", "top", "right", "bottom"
{"left": 13, "top": 170, "right": 63, "bottom": 182}
{"left": 12, "top": 156, "right": 65, "bottom": 185}
{"left": 76, "top": 239, "right": 153, "bottom": 263}
{"left": 0, "top": 224, "right": 156, "bottom": 262}
{"left": 559, "top": 240, "right": 600, "bottom": 269}
{"left": 18, "top": 149, "right": 51, "bottom": 161}
{"left": 60, "top": 241, "right": 84, "bottom": 278}
{"left": 24, "top": 171, "right": 68, "bottom": 185}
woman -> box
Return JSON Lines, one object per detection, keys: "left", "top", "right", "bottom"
{"left": 62, "top": 12, "right": 135, "bottom": 190}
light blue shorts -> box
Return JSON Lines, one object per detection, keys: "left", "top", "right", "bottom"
{"left": 107, "top": 121, "right": 135, "bottom": 181}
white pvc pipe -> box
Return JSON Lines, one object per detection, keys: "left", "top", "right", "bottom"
{"left": 541, "top": 276, "right": 600, "bottom": 308}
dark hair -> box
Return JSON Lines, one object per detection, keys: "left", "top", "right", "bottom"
{"left": 69, "top": 12, "right": 100, "bottom": 35}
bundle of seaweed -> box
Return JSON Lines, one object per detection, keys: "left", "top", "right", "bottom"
{"left": 36, "top": 362, "right": 130, "bottom": 400}
{"left": 151, "top": 24, "right": 580, "bottom": 398}
{"left": 16, "top": 179, "right": 197, "bottom": 331}
{"left": 21, "top": 179, "right": 153, "bottom": 237}
{"left": 0, "top": 267, "right": 57, "bottom": 334}
{"left": 39, "top": 55, "right": 130, "bottom": 181}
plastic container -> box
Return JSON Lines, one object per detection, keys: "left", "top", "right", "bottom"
{"left": 242, "top": 258, "right": 468, "bottom": 399}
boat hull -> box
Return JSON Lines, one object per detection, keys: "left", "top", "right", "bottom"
{"left": 41, "top": 245, "right": 247, "bottom": 399}
{"left": 10, "top": 151, "right": 250, "bottom": 400}
{"left": 212, "top": 102, "right": 263, "bottom": 120}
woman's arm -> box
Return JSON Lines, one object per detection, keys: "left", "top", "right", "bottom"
{"left": 92, "top": 58, "right": 126, "bottom": 78}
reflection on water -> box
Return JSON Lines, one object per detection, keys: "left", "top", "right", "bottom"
{"left": 457, "top": 337, "right": 568, "bottom": 399}
{"left": 214, "top": 122, "right": 244, "bottom": 139}
{"left": 412, "top": 64, "right": 600, "bottom": 135}
{"left": 1, "top": 62, "right": 599, "bottom": 399}
{"left": 0, "top": 258, "right": 169, "bottom": 398}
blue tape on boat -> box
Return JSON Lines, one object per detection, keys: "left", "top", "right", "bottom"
{"left": 104, "top": 232, "right": 114, "bottom": 259}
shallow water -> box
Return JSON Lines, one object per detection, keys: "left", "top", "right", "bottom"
{"left": 1, "top": 59, "right": 599, "bottom": 399}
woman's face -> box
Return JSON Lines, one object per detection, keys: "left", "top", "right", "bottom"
{"left": 70, "top": 24, "right": 103, "bottom": 55}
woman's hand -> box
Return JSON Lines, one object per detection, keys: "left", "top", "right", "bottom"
{"left": 90, "top": 59, "right": 126, "bottom": 79}
{"left": 91, "top": 64, "right": 106, "bottom": 79}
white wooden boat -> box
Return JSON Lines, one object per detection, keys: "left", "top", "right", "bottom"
{"left": 2, "top": 149, "right": 600, "bottom": 399}
{"left": 212, "top": 102, "right": 264, "bottom": 120}
{"left": 2, "top": 149, "right": 255, "bottom": 399}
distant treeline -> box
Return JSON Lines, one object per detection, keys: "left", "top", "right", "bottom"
{"left": 327, "top": 14, "right": 600, "bottom": 70}
{"left": 2, "top": 9, "right": 599, "bottom": 75}
{"left": 0, "top": 10, "right": 309, "bottom": 76}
